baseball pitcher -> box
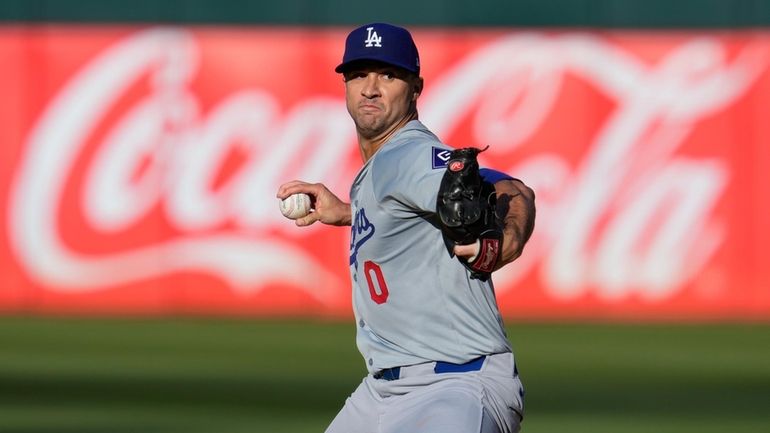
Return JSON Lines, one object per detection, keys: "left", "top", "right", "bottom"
{"left": 277, "top": 22, "right": 536, "bottom": 433}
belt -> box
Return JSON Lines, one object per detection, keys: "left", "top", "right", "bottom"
{"left": 373, "top": 355, "right": 486, "bottom": 381}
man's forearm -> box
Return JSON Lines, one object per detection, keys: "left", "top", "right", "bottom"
{"left": 336, "top": 203, "right": 353, "bottom": 226}
{"left": 494, "top": 179, "right": 536, "bottom": 269}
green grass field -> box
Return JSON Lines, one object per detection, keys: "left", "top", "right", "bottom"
{"left": 1, "top": 317, "right": 768, "bottom": 433}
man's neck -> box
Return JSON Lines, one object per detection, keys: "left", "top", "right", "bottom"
{"left": 358, "top": 113, "right": 418, "bottom": 162}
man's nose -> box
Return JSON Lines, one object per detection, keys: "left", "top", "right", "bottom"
{"left": 361, "top": 74, "right": 381, "bottom": 98}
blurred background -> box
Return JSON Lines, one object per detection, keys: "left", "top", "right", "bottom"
{"left": 1, "top": 1, "right": 769, "bottom": 432}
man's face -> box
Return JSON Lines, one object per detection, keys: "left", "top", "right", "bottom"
{"left": 343, "top": 61, "right": 422, "bottom": 140}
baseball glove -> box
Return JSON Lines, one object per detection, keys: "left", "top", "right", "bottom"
{"left": 436, "top": 147, "right": 502, "bottom": 281}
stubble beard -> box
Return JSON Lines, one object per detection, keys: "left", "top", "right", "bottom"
{"left": 353, "top": 114, "right": 387, "bottom": 139}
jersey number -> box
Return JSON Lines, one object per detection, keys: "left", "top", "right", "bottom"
{"left": 364, "top": 261, "right": 389, "bottom": 304}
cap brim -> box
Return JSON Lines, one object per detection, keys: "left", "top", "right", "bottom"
{"left": 335, "top": 58, "right": 418, "bottom": 74}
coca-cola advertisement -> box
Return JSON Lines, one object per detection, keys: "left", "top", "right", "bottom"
{"left": 2, "top": 26, "right": 769, "bottom": 319}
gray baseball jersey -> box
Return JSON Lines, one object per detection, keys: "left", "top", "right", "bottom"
{"left": 348, "top": 120, "right": 512, "bottom": 373}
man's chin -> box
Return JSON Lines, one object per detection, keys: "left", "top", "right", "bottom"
{"left": 354, "top": 121, "right": 385, "bottom": 139}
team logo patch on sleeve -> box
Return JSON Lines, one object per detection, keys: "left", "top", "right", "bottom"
{"left": 432, "top": 147, "right": 452, "bottom": 169}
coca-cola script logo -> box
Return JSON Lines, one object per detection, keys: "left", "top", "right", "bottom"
{"left": 8, "top": 28, "right": 767, "bottom": 303}
{"left": 9, "top": 28, "right": 355, "bottom": 300}
{"left": 421, "top": 34, "right": 765, "bottom": 300}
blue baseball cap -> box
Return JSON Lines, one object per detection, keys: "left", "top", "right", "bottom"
{"left": 335, "top": 23, "right": 420, "bottom": 74}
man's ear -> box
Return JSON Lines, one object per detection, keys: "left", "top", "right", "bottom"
{"left": 412, "top": 77, "right": 424, "bottom": 100}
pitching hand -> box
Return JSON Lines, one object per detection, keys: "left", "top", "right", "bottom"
{"left": 276, "top": 181, "right": 352, "bottom": 227}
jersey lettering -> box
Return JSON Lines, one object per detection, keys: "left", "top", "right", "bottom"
{"left": 350, "top": 207, "right": 375, "bottom": 269}
{"left": 364, "top": 261, "right": 389, "bottom": 304}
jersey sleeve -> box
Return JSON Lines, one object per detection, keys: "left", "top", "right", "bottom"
{"left": 370, "top": 136, "right": 519, "bottom": 213}
{"left": 370, "top": 140, "right": 450, "bottom": 213}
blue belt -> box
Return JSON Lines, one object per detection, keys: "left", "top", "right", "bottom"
{"left": 373, "top": 356, "right": 486, "bottom": 381}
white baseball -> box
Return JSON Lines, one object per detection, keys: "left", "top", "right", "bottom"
{"left": 279, "top": 193, "right": 312, "bottom": 220}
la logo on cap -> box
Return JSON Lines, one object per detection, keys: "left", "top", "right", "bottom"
{"left": 364, "top": 27, "right": 382, "bottom": 47}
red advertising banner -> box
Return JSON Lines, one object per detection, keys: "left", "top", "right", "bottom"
{"left": 1, "top": 26, "right": 769, "bottom": 319}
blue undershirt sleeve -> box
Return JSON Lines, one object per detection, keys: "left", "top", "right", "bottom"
{"left": 479, "top": 168, "right": 515, "bottom": 184}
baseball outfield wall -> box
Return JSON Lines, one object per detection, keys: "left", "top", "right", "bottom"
{"left": 1, "top": 2, "right": 769, "bottom": 320}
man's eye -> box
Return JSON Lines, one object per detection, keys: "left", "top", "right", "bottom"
{"left": 345, "top": 72, "right": 366, "bottom": 81}
{"left": 382, "top": 72, "right": 395, "bottom": 80}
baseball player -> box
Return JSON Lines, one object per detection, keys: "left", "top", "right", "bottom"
{"left": 277, "top": 23, "right": 535, "bottom": 433}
